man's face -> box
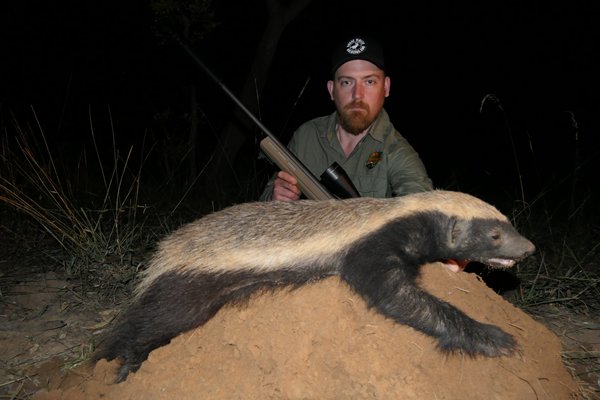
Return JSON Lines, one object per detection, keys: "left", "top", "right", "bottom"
{"left": 327, "top": 59, "right": 390, "bottom": 135}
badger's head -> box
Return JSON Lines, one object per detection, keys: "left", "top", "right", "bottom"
{"left": 444, "top": 215, "right": 535, "bottom": 269}
{"left": 396, "top": 191, "right": 535, "bottom": 270}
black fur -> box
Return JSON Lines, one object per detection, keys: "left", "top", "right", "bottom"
{"left": 95, "top": 267, "right": 335, "bottom": 382}
{"left": 95, "top": 210, "right": 534, "bottom": 382}
{"left": 341, "top": 212, "right": 520, "bottom": 357}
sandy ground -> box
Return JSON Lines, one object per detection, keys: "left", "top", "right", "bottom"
{"left": 9, "top": 263, "right": 587, "bottom": 400}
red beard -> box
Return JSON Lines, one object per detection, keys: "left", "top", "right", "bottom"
{"left": 338, "top": 101, "right": 374, "bottom": 135}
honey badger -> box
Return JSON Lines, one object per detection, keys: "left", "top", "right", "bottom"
{"left": 94, "top": 190, "right": 535, "bottom": 382}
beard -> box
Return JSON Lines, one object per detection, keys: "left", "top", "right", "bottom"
{"left": 337, "top": 101, "right": 375, "bottom": 135}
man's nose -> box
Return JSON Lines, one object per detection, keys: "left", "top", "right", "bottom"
{"left": 353, "top": 83, "right": 364, "bottom": 99}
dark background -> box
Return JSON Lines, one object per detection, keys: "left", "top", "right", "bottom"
{"left": 2, "top": 0, "right": 599, "bottom": 217}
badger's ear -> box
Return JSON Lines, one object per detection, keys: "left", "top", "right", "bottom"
{"left": 448, "top": 216, "right": 466, "bottom": 247}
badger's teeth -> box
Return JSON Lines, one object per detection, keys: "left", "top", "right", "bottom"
{"left": 487, "top": 258, "right": 516, "bottom": 268}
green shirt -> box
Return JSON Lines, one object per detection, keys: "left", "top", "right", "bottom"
{"left": 260, "top": 109, "right": 432, "bottom": 200}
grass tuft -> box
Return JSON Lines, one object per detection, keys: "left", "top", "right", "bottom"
{"left": 0, "top": 107, "right": 153, "bottom": 291}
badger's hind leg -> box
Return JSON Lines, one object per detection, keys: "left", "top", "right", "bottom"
{"left": 94, "top": 271, "right": 272, "bottom": 382}
{"left": 342, "top": 264, "right": 518, "bottom": 358}
{"left": 93, "top": 271, "right": 233, "bottom": 381}
{"left": 94, "top": 268, "right": 330, "bottom": 382}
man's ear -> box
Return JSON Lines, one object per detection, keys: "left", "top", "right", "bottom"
{"left": 384, "top": 76, "right": 391, "bottom": 98}
{"left": 327, "top": 80, "right": 334, "bottom": 100}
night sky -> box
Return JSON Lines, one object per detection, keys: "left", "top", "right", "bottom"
{"left": 2, "top": 1, "right": 599, "bottom": 211}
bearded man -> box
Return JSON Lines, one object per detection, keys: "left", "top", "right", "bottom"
{"left": 260, "top": 35, "right": 432, "bottom": 201}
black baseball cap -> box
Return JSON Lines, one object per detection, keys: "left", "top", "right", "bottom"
{"left": 330, "top": 35, "right": 385, "bottom": 75}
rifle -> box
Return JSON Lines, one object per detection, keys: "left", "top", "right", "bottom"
{"left": 168, "top": 32, "right": 360, "bottom": 200}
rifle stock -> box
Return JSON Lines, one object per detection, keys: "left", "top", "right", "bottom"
{"left": 259, "top": 137, "right": 334, "bottom": 200}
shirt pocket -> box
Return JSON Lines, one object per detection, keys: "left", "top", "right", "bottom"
{"left": 353, "top": 169, "right": 388, "bottom": 198}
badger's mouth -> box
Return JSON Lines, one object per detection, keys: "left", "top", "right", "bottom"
{"left": 441, "top": 257, "right": 520, "bottom": 272}
{"left": 482, "top": 258, "right": 518, "bottom": 269}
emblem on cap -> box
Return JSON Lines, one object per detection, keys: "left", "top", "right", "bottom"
{"left": 366, "top": 151, "right": 383, "bottom": 169}
{"left": 346, "top": 38, "right": 366, "bottom": 55}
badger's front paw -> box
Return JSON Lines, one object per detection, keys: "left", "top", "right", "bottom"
{"left": 437, "top": 322, "right": 519, "bottom": 357}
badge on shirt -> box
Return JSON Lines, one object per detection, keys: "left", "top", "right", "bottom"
{"left": 366, "top": 151, "right": 383, "bottom": 169}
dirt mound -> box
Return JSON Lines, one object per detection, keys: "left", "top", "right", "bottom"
{"left": 33, "top": 263, "right": 577, "bottom": 399}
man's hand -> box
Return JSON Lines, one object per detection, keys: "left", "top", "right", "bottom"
{"left": 272, "top": 171, "right": 301, "bottom": 201}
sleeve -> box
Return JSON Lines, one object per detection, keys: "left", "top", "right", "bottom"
{"left": 387, "top": 135, "right": 434, "bottom": 196}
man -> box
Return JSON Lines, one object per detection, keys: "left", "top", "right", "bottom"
{"left": 260, "top": 35, "right": 432, "bottom": 201}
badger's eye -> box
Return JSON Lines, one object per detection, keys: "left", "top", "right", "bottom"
{"left": 491, "top": 232, "right": 501, "bottom": 241}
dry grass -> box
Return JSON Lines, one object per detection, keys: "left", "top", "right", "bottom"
{"left": 0, "top": 108, "right": 153, "bottom": 291}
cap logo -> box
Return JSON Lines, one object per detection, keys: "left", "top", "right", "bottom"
{"left": 346, "top": 38, "right": 366, "bottom": 55}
